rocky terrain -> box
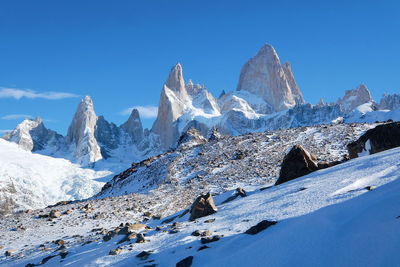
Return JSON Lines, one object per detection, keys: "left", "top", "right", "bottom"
{"left": 0, "top": 130, "right": 399, "bottom": 266}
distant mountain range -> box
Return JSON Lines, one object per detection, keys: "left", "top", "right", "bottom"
{"left": 2, "top": 44, "right": 400, "bottom": 167}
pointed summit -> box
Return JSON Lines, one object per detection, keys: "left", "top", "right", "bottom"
{"left": 165, "top": 63, "right": 189, "bottom": 100}
{"left": 121, "top": 109, "right": 144, "bottom": 144}
{"left": 66, "top": 96, "right": 102, "bottom": 166}
{"left": 236, "top": 44, "right": 304, "bottom": 113}
{"left": 337, "top": 84, "right": 373, "bottom": 113}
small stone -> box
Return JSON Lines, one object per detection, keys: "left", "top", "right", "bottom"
{"left": 201, "top": 230, "right": 212, "bottom": 237}
{"left": 365, "top": 186, "right": 376, "bottom": 191}
{"left": 200, "top": 235, "right": 221, "bottom": 244}
{"left": 143, "top": 211, "right": 152, "bottom": 217}
{"left": 109, "top": 248, "right": 122, "bottom": 255}
{"left": 204, "top": 218, "right": 215, "bottom": 223}
{"left": 176, "top": 256, "right": 193, "bottom": 267}
{"left": 49, "top": 210, "right": 61, "bottom": 218}
{"left": 5, "top": 250, "right": 16, "bottom": 256}
{"left": 136, "top": 250, "right": 152, "bottom": 260}
{"left": 245, "top": 220, "right": 277, "bottom": 235}
{"left": 103, "top": 231, "right": 117, "bottom": 242}
{"left": 53, "top": 239, "right": 65, "bottom": 246}
{"left": 191, "top": 230, "right": 201, "bottom": 236}
{"left": 236, "top": 187, "right": 247, "bottom": 197}
{"left": 136, "top": 233, "right": 146, "bottom": 243}
{"left": 25, "top": 209, "right": 33, "bottom": 214}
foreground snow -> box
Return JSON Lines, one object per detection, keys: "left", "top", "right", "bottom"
{"left": 2, "top": 146, "right": 399, "bottom": 266}
{"left": 0, "top": 139, "right": 111, "bottom": 211}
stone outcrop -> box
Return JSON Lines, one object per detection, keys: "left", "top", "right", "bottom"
{"left": 275, "top": 145, "right": 319, "bottom": 185}
{"left": 177, "top": 128, "right": 207, "bottom": 150}
{"left": 236, "top": 44, "right": 304, "bottom": 113}
{"left": 347, "top": 122, "right": 400, "bottom": 159}
{"left": 189, "top": 192, "right": 217, "bottom": 221}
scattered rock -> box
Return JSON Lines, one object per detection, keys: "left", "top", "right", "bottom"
{"left": 53, "top": 239, "right": 65, "bottom": 246}
{"left": 25, "top": 209, "right": 33, "bottom": 214}
{"left": 109, "top": 248, "right": 122, "bottom": 255}
{"left": 49, "top": 210, "right": 61, "bottom": 218}
{"left": 245, "top": 220, "right": 277, "bottom": 235}
{"left": 143, "top": 211, "right": 152, "bottom": 217}
{"left": 136, "top": 233, "right": 146, "bottom": 243}
{"left": 189, "top": 193, "right": 217, "bottom": 221}
{"left": 5, "top": 249, "right": 16, "bottom": 256}
{"left": 176, "top": 256, "right": 193, "bottom": 267}
{"left": 365, "top": 186, "right": 376, "bottom": 191}
{"left": 204, "top": 218, "right": 215, "bottom": 223}
{"left": 118, "top": 233, "right": 137, "bottom": 244}
{"left": 275, "top": 145, "right": 319, "bottom": 185}
{"left": 348, "top": 122, "right": 400, "bottom": 159}
{"left": 201, "top": 230, "right": 213, "bottom": 237}
{"left": 103, "top": 231, "right": 117, "bottom": 242}
{"left": 136, "top": 250, "right": 152, "bottom": 260}
{"left": 236, "top": 187, "right": 247, "bottom": 197}
{"left": 129, "top": 223, "right": 147, "bottom": 231}
{"left": 198, "top": 245, "right": 210, "bottom": 251}
{"left": 200, "top": 235, "right": 221, "bottom": 244}
{"left": 191, "top": 230, "right": 201, "bottom": 236}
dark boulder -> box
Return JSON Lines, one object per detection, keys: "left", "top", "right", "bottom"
{"left": 347, "top": 122, "right": 400, "bottom": 159}
{"left": 176, "top": 256, "right": 193, "bottom": 267}
{"left": 245, "top": 220, "right": 277, "bottom": 235}
{"left": 275, "top": 145, "right": 319, "bottom": 185}
{"left": 189, "top": 193, "right": 217, "bottom": 221}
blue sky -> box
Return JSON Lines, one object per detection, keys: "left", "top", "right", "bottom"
{"left": 0, "top": 0, "right": 399, "bottom": 133}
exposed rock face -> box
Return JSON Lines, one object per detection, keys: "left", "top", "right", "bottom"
{"left": 189, "top": 193, "right": 217, "bottom": 221}
{"left": 66, "top": 96, "right": 102, "bottom": 166}
{"left": 337, "top": 84, "right": 372, "bottom": 113}
{"left": 379, "top": 93, "right": 400, "bottom": 110}
{"left": 276, "top": 145, "right": 319, "bottom": 185}
{"left": 347, "top": 122, "right": 400, "bottom": 159}
{"left": 152, "top": 64, "right": 189, "bottom": 149}
{"left": 94, "top": 116, "right": 121, "bottom": 158}
{"left": 2, "top": 117, "right": 63, "bottom": 152}
{"left": 236, "top": 44, "right": 303, "bottom": 113}
{"left": 282, "top": 62, "right": 305, "bottom": 105}
{"left": 120, "top": 109, "right": 144, "bottom": 144}
{"left": 177, "top": 128, "right": 207, "bottom": 150}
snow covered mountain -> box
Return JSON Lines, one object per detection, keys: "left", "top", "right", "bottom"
{"left": 2, "top": 44, "right": 400, "bottom": 166}
{"left": 0, "top": 139, "right": 110, "bottom": 213}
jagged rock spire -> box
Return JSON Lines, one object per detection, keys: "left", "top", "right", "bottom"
{"left": 337, "top": 84, "right": 373, "bottom": 113}
{"left": 165, "top": 63, "right": 189, "bottom": 100}
{"left": 236, "top": 44, "right": 304, "bottom": 113}
{"left": 66, "top": 96, "right": 102, "bottom": 166}
{"left": 121, "top": 108, "right": 144, "bottom": 144}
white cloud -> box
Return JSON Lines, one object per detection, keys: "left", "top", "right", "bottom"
{"left": 0, "top": 129, "right": 12, "bottom": 133}
{"left": 0, "top": 87, "right": 79, "bottom": 100}
{"left": 121, "top": 105, "right": 158, "bottom": 119}
{"left": 1, "top": 114, "right": 33, "bottom": 120}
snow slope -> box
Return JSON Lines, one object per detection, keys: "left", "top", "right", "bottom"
{"left": 0, "top": 139, "right": 111, "bottom": 212}
{"left": 2, "top": 146, "right": 399, "bottom": 266}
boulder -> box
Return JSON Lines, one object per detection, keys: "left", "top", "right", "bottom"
{"left": 176, "top": 256, "right": 194, "bottom": 267}
{"left": 245, "top": 220, "right": 277, "bottom": 235}
{"left": 49, "top": 210, "right": 61, "bottom": 218}
{"left": 347, "top": 122, "right": 400, "bottom": 159}
{"left": 109, "top": 248, "right": 122, "bottom": 255}
{"left": 275, "top": 145, "right": 319, "bottom": 185}
{"left": 189, "top": 193, "right": 217, "bottom": 221}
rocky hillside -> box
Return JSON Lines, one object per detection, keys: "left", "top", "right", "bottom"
{"left": 1, "top": 140, "right": 399, "bottom": 266}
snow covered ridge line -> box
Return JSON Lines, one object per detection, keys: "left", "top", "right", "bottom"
{"left": 2, "top": 146, "right": 400, "bottom": 266}
{"left": 3, "top": 43, "right": 400, "bottom": 167}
